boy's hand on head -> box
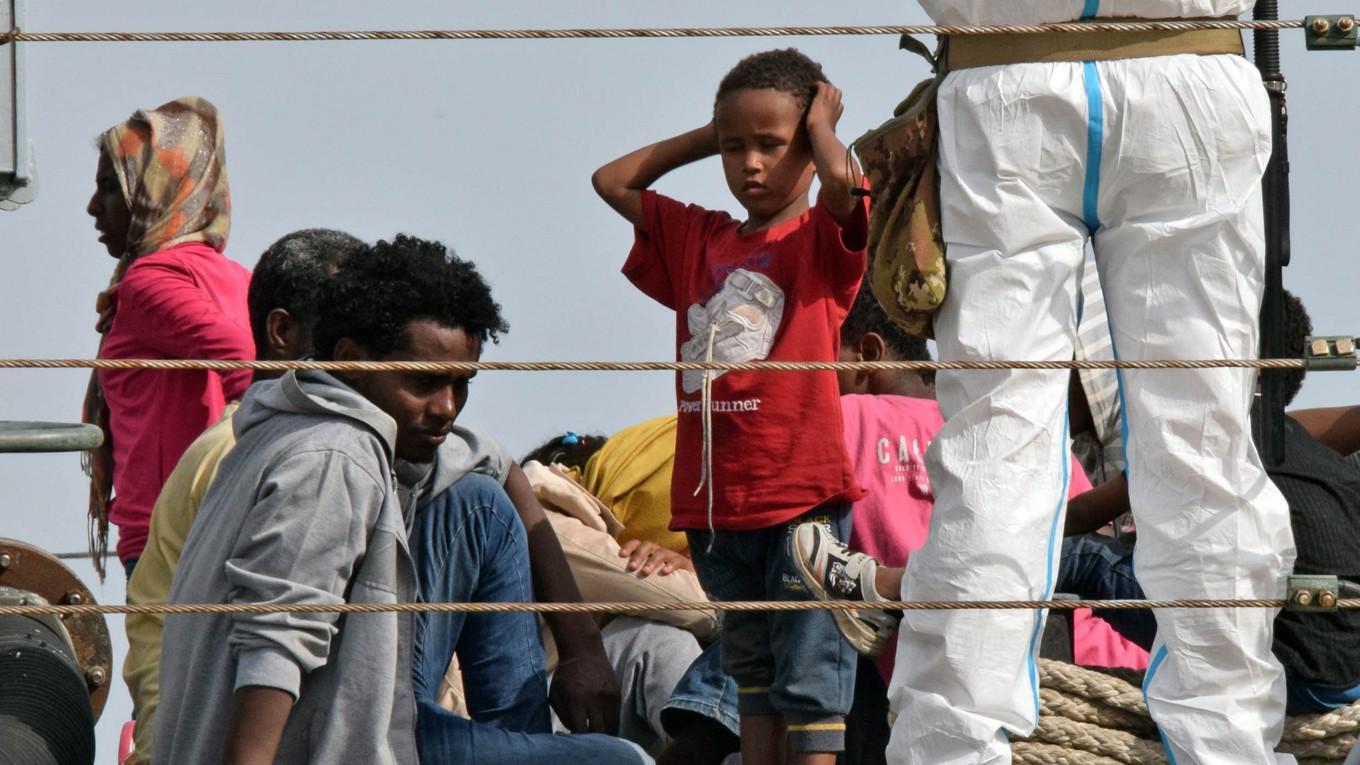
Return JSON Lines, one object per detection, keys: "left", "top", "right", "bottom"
{"left": 806, "top": 82, "right": 844, "bottom": 136}
{"left": 619, "top": 538, "right": 694, "bottom": 576}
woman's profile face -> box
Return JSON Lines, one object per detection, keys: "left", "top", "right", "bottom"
{"left": 87, "top": 150, "right": 131, "bottom": 258}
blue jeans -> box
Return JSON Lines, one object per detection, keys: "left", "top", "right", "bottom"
{"left": 409, "top": 473, "right": 649, "bottom": 764}
{"left": 1057, "top": 533, "right": 1360, "bottom": 716}
{"left": 1056, "top": 534, "right": 1157, "bottom": 650}
{"left": 686, "top": 504, "right": 857, "bottom": 753}
{"left": 662, "top": 642, "right": 740, "bottom": 740}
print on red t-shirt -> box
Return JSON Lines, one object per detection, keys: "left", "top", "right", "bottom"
{"left": 623, "top": 190, "right": 867, "bottom": 532}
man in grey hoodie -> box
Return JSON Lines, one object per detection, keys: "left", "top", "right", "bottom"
{"left": 155, "top": 234, "right": 511, "bottom": 764}
{"left": 314, "top": 237, "right": 649, "bottom": 764}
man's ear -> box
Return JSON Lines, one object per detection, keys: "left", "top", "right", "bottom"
{"left": 265, "top": 309, "right": 295, "bottom": 359}
{"left": 331, "top": 337, "right": 370, "bottom": 363}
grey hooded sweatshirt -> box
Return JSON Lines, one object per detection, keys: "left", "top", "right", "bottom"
{"left": 154, "top": 370, "right": 418, "bottom": 765}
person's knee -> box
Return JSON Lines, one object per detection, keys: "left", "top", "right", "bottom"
{"left": 432, "top": 472, "right": 524, "bottom": 540}
{"left": 448, "top": 472, "right": 513, "bottom": 510}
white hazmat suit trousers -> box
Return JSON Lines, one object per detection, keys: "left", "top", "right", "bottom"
{"left": 888, "top": 53, "right": 1297, "bottom": 765}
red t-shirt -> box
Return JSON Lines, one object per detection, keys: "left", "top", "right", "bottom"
{"left": 99, "top": 241, "right": 254, "bottom": 562}
{"left": 624, "top": 191, "right": 867, "bottom": 531}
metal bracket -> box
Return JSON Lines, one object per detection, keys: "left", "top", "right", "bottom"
{"left": 1305, "top": 15, "right": 1359, "bottom": 51}
{"left": 1304, "top": 335, "right": 1359, "bottom": 371}
{"left": 1287, "top": 575, "right": 1341, "bottom": 611}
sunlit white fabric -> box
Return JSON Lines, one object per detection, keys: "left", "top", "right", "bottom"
{"left": 888, "top": 9, "right": 1296, "bottom": 762}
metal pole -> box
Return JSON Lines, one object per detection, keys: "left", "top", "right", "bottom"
{"left": 1254, "top": 0, "right": 1289, "bottom": 466}
{"left": 0, "top": 0, "right": 35, "bottom": 210}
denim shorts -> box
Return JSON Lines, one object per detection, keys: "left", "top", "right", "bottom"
{"left": 686, "top": 503, "right": 856, "bottom": 753}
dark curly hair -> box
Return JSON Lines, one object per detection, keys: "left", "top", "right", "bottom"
{"left": 715, "top": 48, "right": 828, "bottom": 112}
{"left": 521, "top": 432, "right": 609, "bottom": 470}
{"left": 248, "top": 228, "right": 366, "bottom": 356}
{"left": 313, "top": 234, "right": 508, "bottom": 360}
{"left": 1278, "top": 288, "right": 1312, "bottom": 407}
{"left": 841, "top": 280, "right": 934, "bottom": 384}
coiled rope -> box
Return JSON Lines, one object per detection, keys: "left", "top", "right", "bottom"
{"left": 1, "top": 597, "right": 1357, "bottom": 618}
{"left": 1013, "top": 660, "right": 1360, "bottom": 764}
{"left": 0, "top": 20, "right": 1315, "bottom": 45}
{"left": 0, "top": 357, "right": 1337, "bottom": 372}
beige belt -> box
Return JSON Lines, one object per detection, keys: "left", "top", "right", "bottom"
{"left": 944, "top": 24, "right": 1244, "bottom": 71}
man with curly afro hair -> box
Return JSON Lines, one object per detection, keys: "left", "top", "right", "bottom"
{"left": 321, "top": 235, "right": 651, "bottom": 764}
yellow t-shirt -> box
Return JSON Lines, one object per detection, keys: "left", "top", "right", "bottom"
{"left": 123, "top": 403, "right": 238, "bottom": 764}
{"left": 578, "top": 414, "right": 687, "bottom": 554}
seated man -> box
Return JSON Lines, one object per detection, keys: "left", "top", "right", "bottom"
{"left": 431, "top": 448, "right": 713, "bottom": 756}
{"left": 151, "top": 233, "right": 643, "bottom": 764}
{"left": 521, "top": 430, "right": 738, "bottom": 765}
{"left": 1059, "top": 289, "right": 1360, "bottom": 715}
{"left": 330, "top": 237, "right": 648, "bottom": 764}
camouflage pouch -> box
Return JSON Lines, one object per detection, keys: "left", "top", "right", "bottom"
{"left": 852, "top": 40, "right": 946, "bottom": 338}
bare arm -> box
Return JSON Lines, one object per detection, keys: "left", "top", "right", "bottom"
{"left": 805, "top": 82, "right": 862, "bottom": 229}
{"left": 1290, "top": 405, "right": 1360, "bottom": 457}
{"left": 1063, "top": 474, "right": 1131, "bottom": 537}
{"left": 224, "top": 686, "right": 292, "bottom": 765}
{"left": 502, "top": 462, "right": 621, "bottom": 735}
{"left": 591, "top": 123, "right": 719, "bottom": 230}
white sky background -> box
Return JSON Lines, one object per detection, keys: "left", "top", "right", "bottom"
{"left": 2, "top": 2, "right": 1357, "bottom": 760}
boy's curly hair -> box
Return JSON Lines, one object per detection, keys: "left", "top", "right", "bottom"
{"left": 715, "top": 48, "right": 828, "bottom": 111}
{"left": 314, "top": 234, "right": 508, "bottom": 360}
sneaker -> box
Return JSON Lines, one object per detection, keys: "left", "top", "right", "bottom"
{"left": 789, "top": 522, "right": 900, "bottom": 656}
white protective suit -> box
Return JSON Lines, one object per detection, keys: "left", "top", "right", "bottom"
{"left": 892, "top": 2, "right": 1297, "bottom": 764}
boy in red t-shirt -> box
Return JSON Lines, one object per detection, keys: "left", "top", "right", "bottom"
{"left": 593, "top": 49, "right": 867, "bottom": 765}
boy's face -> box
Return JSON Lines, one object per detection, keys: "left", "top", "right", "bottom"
{"left": 342, "top": 318, "right": 481, "bottom": 463}
{"left": 714, "top": 88, "right": 816, "bottom": 223}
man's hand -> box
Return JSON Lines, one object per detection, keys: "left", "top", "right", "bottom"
{"left": 806, "top": 82, "right": 845, "bottom": 136}
{"left": 619, "top": 538, "right": 694, "bottom": 576}
{"left": 550, "top": 647, "right": 621, "bottom": 735}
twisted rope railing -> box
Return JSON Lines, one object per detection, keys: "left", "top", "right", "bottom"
{"left": 0, "top": 19, "right": 1317, "bottom": 45}
{"left": 0, "top": 357, "right": 1339, "bottom": 372}
{"left": 1, "top": 597, "right": 1357, "bottom": 617}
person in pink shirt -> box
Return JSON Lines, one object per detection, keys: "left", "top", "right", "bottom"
{"left": 811, "top": 285, "right": 1094, "bottom": 657}
{"left": 82, "top": 97, "right": 253, "bottom": 579}
{"left": 799, "top": 285, "right": 1147, "bottom": 763}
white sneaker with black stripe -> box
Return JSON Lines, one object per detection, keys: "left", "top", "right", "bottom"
{"left": 790, "top": 522, "right": 900, "bottom": 656}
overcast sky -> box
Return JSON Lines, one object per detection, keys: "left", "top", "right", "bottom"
{"left": 3, "top": 2, "right": 1358, "bottom": 760}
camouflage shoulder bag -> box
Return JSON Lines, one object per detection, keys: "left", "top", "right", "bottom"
{"left": 852, "top": 38, "right": 946, "bottom": 338}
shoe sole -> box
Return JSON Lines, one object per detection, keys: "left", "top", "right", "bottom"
{"left": 790, "top": 529, "right": 885, "bottom": 656}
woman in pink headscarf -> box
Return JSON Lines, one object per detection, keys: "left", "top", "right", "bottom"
{"left": 82, "top": 97, "right": 253, "bottom": 579}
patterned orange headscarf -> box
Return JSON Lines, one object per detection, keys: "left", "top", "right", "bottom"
{"left": 82, "top": 96, "right": 232, "bottom": 578}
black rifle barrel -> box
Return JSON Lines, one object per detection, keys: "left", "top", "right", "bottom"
{"left": 1254, "top": 0, "right": 1290, "bottom": 466}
